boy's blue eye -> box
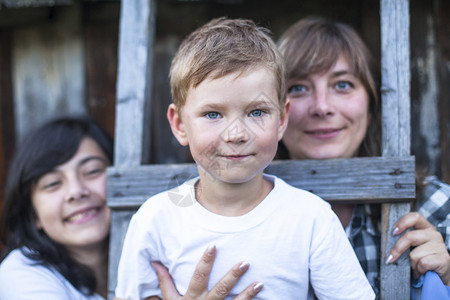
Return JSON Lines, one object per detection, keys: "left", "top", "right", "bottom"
{"left": 249, "top": 110, "right": 264, "bottom": 117}
{"left": 205, "top": 112, "right": 221, "bottom": 119}
{"left": 287, "top": 84, "right": 307, "bottom": 94}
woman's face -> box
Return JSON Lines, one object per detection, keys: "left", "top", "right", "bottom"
{"left": 283, "top": 56, "right": 370, "bottom": 159}
{"left": 31, "top": 137, "right": 111, "bottom": 253}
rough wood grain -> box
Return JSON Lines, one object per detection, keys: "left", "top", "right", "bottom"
{"left": 114, "top": 0, "right": 155, "bottom": 168}
{"left": 108, "top": 210, "right": 136, "bottom": 299}
{"left": 109, "top": 0, "right": 156, "bottom": 298}
{"left": 380, "top": 0, "right": 411, "bottom": 299}
{"left": 107, "top": 157, "right": 416, "bottom": 208}
{"left": 12, "top": 2, "right": 85, "bottom": 141}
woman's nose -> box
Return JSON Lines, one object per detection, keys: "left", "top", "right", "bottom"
{"left": 309, "top": 90, "right": 335, "bottom": 118}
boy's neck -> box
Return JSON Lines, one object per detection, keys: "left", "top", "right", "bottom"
{"left": 195, "top": 170, "right": 273, "bottom": 217}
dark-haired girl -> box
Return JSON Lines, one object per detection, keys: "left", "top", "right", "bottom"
{"left": 0, "top": 117, "right": 113, "bottom": 299}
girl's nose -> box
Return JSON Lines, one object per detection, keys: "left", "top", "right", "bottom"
{"left": 65, "top": 179, "right": 90, "bottom": 202}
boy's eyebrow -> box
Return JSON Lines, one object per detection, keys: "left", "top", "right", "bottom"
{"left": 198, "top": 102, "right": 227, "bottom": 111}
{"left": 198, "top": 99, "right": 278, "bottom": 111}
{"left": 246, "top": 99, "right": 277, "bottom": 110}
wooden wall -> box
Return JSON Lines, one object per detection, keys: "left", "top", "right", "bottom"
{"left": 151, "top": 0, "right": 449, "bottom": 182}
{"left": 0, "top": 0, "right": 448, "bottom": 221}
{"left": 83, "top": 1, "right": 119, "bottom": 139}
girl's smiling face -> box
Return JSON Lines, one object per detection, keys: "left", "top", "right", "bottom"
{"left": 31, "top": 137, "right": 111, "bottom": 252}
{"left": 283, "top": 56, "right": 370, "bottom": 160}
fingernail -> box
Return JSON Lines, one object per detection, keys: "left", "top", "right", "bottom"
{"left": 385, "top": 254, "right": 393, "bottom": 264}
{"left": 239, "top": 261, "right": 250, "bottom": 272}
{"left": 207, "top": 245, "right": 216, "bottom": 256}
{"left": 392, "top": 227, "right": 399, "bottom": 236}
{"left": 254, "top": 282, "right": 264, "bottom": 292}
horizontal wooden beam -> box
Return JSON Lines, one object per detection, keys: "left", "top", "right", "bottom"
{"left": 0, "top": 0, "right": 72, "bottom": 7}
{"left": 107, "top": 156, "right": 416, "bottom": 209}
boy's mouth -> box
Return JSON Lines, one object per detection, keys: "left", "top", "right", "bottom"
{"left": 220, "top": 154, "right": 251, "bottom": 160}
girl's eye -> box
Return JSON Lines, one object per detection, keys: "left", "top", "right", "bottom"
{"left": 82, "top": 162, "right": 107, "bottom": 178}
{"left": 205, "top": 112, "right": 221, "bottom": 119}
{"left": 335, "top": 81, "right": 353, "bottom": 90}
{"left": 41, "top": 180, "right": 61, "bottom": 191}
{"left": 287, "top": 84, "right": 307, "bottom": 95}
{"left": 249, "top": 109, "right": 264, "bottom": 117}
{"left": 84, "top": 168, "right": 103, "bottom": 177}
{"left": 36, "top": 173, "right": 61, "bottom": 191}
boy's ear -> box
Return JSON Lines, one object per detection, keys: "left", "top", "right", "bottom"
{"left": 277, "top": 99, "right": 290, "bottom": 141}
{"left": 167, "top": 103, "right": 189, "bottom": 146}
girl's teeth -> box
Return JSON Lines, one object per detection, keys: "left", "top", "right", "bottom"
{"left": 67, "top": 208, "right": 96, "bottom": 222}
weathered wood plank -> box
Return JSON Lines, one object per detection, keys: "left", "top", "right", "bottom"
{"left": 84, "top": 2, "right": 120, "bottom": 139}
{"left": 109, "top": 0, "right": 156, "bottom": 298}
{"left": 108, "top": 210, "right": 136, "bottom": 299}
{"left": 12, "top": 2, "right": 86, "bottom": 141}
{"left": 107, "top": 156, "right": 416, "bottom": 208}
{"left": 380, "top": 0, "right": 411, "bottom": 299}
{"left": 0, "top": 0, "right": 72, "bottom": 7}
{"left": 114, "top": 0, "right": 155, "bottom": 167}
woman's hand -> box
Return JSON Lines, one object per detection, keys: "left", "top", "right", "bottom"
{"left": 386, "top": 212, "right": 450, "bottom": 285}
{"left": 152, "top": 245, "right": 263, "bottom": 300}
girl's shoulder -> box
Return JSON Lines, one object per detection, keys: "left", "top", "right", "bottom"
{"left": 0, "top": 248, "right": 104, "bottom": 300}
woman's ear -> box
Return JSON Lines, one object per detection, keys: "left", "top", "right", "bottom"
{"left": 278, "top": 99, "right": 290, "bottom": 141}
{"left": 167, "top": 104, "right": 189, "bottom": 146}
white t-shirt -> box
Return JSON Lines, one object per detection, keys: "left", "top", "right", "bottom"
{"left": 0, "top": 248, "right": 105, "bottom": 300}
{"left": 116, "top": 175, "right": 375, "bottom": 300}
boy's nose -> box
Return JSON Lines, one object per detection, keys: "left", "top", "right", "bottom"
{"left": 222, "top": 118, "right": 249, "bottom": 144}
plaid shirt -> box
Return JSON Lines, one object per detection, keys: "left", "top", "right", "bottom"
{"left": 347, "top": 176, "right": 450, "bottom": 299}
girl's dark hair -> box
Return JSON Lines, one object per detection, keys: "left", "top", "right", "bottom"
{"left": 0, "top": 116, "right": 113, "bottom": 295}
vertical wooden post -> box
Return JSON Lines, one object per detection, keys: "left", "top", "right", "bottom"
{"left": 108, "top": 0, "right": 156, "bottom": 298}
{"left": 380, "top": 0, "right": 412, "bottom": 299}
{"left": 113, "top": 0, "right": 155, "bottom": 168}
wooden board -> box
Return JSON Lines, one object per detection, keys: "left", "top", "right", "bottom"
{"left": 380, "top": 0, "right": 411, "bottom": 299}
{"left": 107, "top": 156, "right": 416, "bottom": 208}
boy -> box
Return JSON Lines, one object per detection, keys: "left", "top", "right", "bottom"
{"left": 115, "top": 17, "right": 375, "bottom": 299}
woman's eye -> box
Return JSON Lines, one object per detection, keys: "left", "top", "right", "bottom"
{"left": 335, "top": 81, "right": 353, "bottom": 90}
{"left": 205, "top": 112, "right": 221, "bottom": 119}
{"left": 249, "top": 109, "right": 264, "bottom": 117}
{"left": 287, "top": 84, "right": 307, "bottom": 95}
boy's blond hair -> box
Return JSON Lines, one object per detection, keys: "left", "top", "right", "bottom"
{"left": 170, "top": 17, "right": 285, "bottom": 111}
